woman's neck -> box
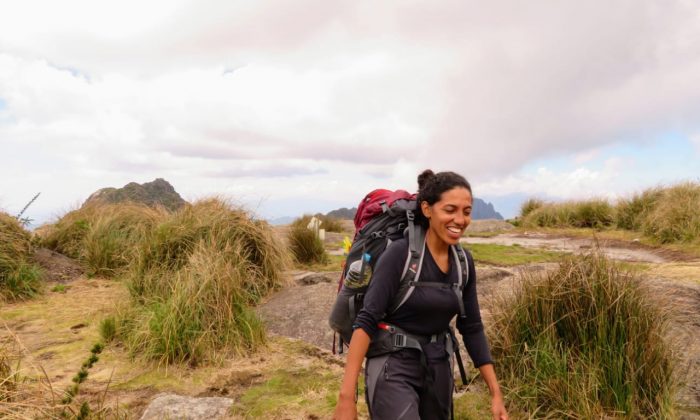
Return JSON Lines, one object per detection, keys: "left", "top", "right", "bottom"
{"left": 425, "top": 229, "right": 449, "bottom": 257}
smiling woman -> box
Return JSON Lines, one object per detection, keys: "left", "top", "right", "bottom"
{"left": 334, "top": 170, "right": 508, "bottom": 420}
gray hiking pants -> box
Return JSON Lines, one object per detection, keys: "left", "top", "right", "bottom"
{"left": 364, "top": 342, "right": 453, "bottom": 420}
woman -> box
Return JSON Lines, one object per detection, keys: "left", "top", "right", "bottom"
{"left": 334, "top": 170, "right": 508, "bottom": 420}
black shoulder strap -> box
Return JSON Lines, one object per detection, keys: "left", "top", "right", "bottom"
{"left": 451, "top": 245, "right": 469, "bottom": 319}
{"left": 387, "top": 211, "right": 425, "bottom": 314}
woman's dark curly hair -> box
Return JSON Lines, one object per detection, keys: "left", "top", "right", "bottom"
{"left": 415, "top": 169, "right": 472, "bottom": 227}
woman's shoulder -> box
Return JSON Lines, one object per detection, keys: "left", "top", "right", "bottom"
{"left": 374, "top": 237, "right": 410, "bottom": 267}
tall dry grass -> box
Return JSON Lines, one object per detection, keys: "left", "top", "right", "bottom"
{"left": 291, "top": 214, "right": 344, "bottom": 233}
{"left": 641, "top": 182, "right": 700, "bottom": 244}
{"left": 288, "top": 225, "right": 328, "bottom": 265}
{"left": 0, "top": 212, "right": 42, "bottom": 301}
{"left": 521, "top": 199, "right": 615, "bottom": 229}
{"left": 520, "top": 198, "right": 545, "bottom": 218}
{"left": 0, "top": 334, "right": 61, "bottom": 418}
{"left": 615, "top": 187, "right": 662, "bottom": 231}
{"left": 489, "top": 250, "right": 677, "bottom": 418}
{"left": 41, "top": 204, "right": 166, "bottom": 277}
{"left": 115, "top": 198, "right": 288, "bottom": 365}
{"left": 519, "top": 181, "right": 700, "bottom": 245}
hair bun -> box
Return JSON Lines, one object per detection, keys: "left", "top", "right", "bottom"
{"left": 417, "top": 169, "right": 435, "bottom": 191}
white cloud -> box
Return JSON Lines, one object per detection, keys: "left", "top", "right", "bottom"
{"left": 1, "top": 1, "right": 700, "bottom": 222}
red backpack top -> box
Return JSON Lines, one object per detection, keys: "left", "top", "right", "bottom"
{"left": 353, "top": 189, "right": 416, "bottom": 235}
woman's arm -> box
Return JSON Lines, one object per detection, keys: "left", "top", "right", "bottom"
{"left": 333, "top": 328, "right": 371, "bottom": 420}
{"left": 478, "top": 363, "right": 508, "bottom": 420}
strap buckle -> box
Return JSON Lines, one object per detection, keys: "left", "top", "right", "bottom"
{"left": 393, "top": 333, "right": 407, "bottom": 348}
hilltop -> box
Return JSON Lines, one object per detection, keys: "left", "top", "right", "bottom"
{"left": 83, "top": 178, "right": 186, "bottom": 212}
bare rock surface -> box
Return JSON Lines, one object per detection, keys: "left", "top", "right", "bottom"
{"left": 258, "top": 271, "right": 342, "bottom": 349}
{"left": 139, "top": 393, "right": 234, "bottom": 420}
{"left": 33, "top": 247, "right": 83, "bottom": 283}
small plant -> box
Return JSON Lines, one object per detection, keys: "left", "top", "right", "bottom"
{"left": 60, "top": 341, "right": 104, "bottom": 415}
{"left": 288, "top": 225, "right": 328, "bottom": 265}
{"left": 99, "top": 316, "right": 117, "bottom": 342}
{"left": 51, "top": 284, "right": 68, "bottom": 293}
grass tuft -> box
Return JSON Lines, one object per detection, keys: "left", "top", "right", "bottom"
{"left": 288, "top": 225, "right": 328, "bottom": 265}
{"left": 489, "top": 250, "right": 677, "bottom": 418}
{"left": 0, "top": 211, "right": 43, "bottom": 301}
{"left": 522, "top": 199, "right": 614, "bottom": 229}
{"left": 641, "top": 182, "right": 700, "bottom": 244}
{"left": 115, "top": 198, "right": 288, "bottom": 365}
{"left": 520, "top": 198, "right": 545, "bottom": 218}
{"left": 41, "top": 203, "right": 166, "bottom": 277}
{"left": 291, "top": 214, "right": 345, "bottom": 233}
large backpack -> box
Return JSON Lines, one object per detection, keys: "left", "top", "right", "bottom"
{"left": 328, "top": 189, "right": 469, "bottom": 353}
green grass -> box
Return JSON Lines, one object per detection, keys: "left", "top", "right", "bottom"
{"left": 294, "top": 254, "right": 345, "bottom": 272}
{"left": 116, "top": 198, "right": 287, "bottom": 365}
{"left": 288, "top": 225, "right": 328, "bottom": 265}
{"left": 231, "top": 365, "right": 340, "bottom": 418}
{"left": 518, "top": 181, "right": 700, "bottom": 246}
{"left": 453, "top": 387, "right": 492, "bottom": 419}
{"left": 40, "top": 203, "right": 166, "bottom": 278}
{"left": 488, "top": 250, "right": 677, "bottom": 418}
{"left": 465, "top": 243, "right": 565, "bottom": 266}
{"left": 522, "top": 199, "right": 615, "bottom": 229}
{"left": 51, "top": 284, "right": 68, "bottom": 293}
{"left": 1, "top": 212, "right": 43, "bottom": 301}
{"left": 291, "top": 214, "right": 345, "bottom": 233}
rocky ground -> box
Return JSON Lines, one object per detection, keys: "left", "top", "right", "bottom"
{"left": 1, "top": 220, "right": 698, "bottom": 419}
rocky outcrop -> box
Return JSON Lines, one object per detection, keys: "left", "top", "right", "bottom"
{"left": 472, "top": 198, "right": 503, "bottom": 220}
{"left": 139, "top": 393, "right": 233, "bottom": 420}
{"left": 83, "top": 178, "right": 186, "bottom": 212}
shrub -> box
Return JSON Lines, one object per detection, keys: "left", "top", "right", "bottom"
{"left": 522, "top": 199, "right": 614, "bottom": 229}
{"left": 520, "top": 198, "right": 544, "bottom": 218}
{"left": 489, "top": 250, "right": 677, "bottom": 418}
{"left": 116, "top": 198, "right": 287, "bottom": 365}
{"left": 82, "top": 204, "right": 165, "bottom": 277}
{"left": 0, "top": 212, "right": 42, "bottom": 301}
{"left": 41, "top": 204, "right": 165, "bottom": 277}
{"left": 615, "top": 187, "right": 663, "bottom": 231}
{"left": 572, "top": 199, "right": 614, "bottom": 228}
{"left": 642, "top": 182, "right": 700, "bottom": 244}
{"left": 291, "top": 214, "right": 344, "bottom": 233}
{"left": 288, "top": 225, "right": 328, "bottom": 265}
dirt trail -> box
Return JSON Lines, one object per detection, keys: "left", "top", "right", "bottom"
{"left": 462, "top": 233, "right": 669, "bottom": 263}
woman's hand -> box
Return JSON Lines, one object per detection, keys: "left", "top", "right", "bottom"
{"left": 478, "top": 363, "right": 508, "bottom": 420}
{"left": 334, "top": 329, "right": 370, "bottom": 420}
{"left": 491, "top": 393, "right": 508, "bottom": 420}
{"left": 333, "top": 393, "right": 357, "bottom": 420}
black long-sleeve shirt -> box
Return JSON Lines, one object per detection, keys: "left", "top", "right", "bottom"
{"left": 353, "top": 237, "right": 493, "bottom": 367}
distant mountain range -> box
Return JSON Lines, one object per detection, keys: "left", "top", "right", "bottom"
{"left": 279, "top": 197, "right": 503, "bottom": 224}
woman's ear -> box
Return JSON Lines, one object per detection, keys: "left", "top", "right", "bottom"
{"left": 420, "top": 201, "right": 431, "bottom": 219}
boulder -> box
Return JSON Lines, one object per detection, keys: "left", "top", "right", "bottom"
{"left": 139, "top": 393, "right": 233, "bottom": 420}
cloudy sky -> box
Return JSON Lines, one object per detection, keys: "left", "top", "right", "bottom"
{"left": 1, "top": 0, "right": 699, "bottom": 225}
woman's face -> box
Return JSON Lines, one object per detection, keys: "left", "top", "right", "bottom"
{"left": 421, "top": 187, "right": 472, "bottom": 246}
